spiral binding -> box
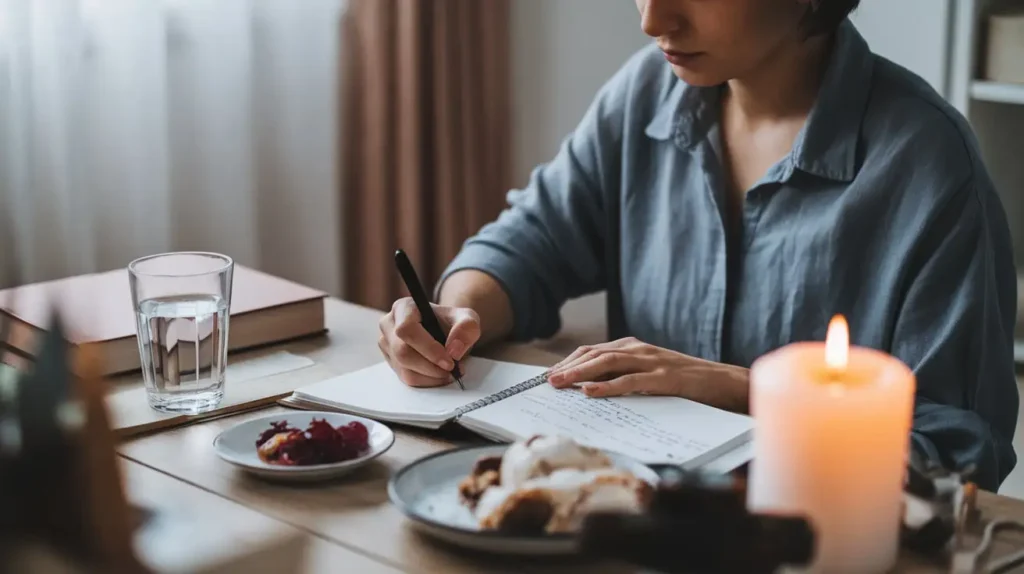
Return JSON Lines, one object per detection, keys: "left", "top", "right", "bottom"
{"left": 453, "top": 373, "right": 549, "bottom": 418}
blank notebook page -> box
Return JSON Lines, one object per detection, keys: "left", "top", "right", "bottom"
{"left": 293, "top": 358, "right": 546, "bottom": 421}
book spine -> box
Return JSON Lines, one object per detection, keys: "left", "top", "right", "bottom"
{"left": 453, "top": 373, "right": 548, "bottom": 418}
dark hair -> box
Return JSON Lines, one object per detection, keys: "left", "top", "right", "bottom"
{"left": 802, "top": 0, "right": 861, "bottom": 37}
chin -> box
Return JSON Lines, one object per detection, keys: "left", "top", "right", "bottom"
{"left": 669, "top": 64, "right": 727, "bottom": 87}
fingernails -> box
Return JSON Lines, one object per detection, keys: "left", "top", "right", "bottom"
{"left": 438, "top": 358, "right": 454, "bottom": 371}
{"left": 548, "top": 371, "right": 573, "bottom": 387}
{"left": 582, "top": 383, "right": 602, "bottom": 397}
{"left": 448, "top": 340, "right": 466, "bottom": 361}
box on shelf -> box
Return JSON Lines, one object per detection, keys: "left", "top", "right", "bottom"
{"left": 985, "top": 10, "right": 1024, "bottom": 85}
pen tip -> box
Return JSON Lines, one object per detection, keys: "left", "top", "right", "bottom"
{"left": 456, "top": 376, "right": 465, "bottom": 390}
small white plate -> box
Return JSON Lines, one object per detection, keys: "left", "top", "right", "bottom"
{"left": 213, "top": 411, "right": 395, "bottom": 482}
{"left": 387, "top": 444, "right": 660, "bottom": 556}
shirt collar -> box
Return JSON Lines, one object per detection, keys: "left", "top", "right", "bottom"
{"left": 643, "top": 79, "right": 713, "bottom": 147}
{"left": 645, "top": 20, "right": 875, "bottom": 183}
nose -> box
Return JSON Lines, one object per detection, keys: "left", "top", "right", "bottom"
{"left": 638, "top": 0, "right": 680, "bottom": 39}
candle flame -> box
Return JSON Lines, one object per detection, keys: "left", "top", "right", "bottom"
{"left": 825, "top": 315, "right": 849, "bottom": 370}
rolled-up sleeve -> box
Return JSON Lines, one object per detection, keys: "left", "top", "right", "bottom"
{"left": 891, "top": 182, "right": 1019, "bottom": 491}
{"left": 439, "top": 67, "right": 633, "bottom": 341}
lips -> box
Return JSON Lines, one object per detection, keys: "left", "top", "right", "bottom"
{"left": 661, "top": 49, "right": 704, "bottom": 66}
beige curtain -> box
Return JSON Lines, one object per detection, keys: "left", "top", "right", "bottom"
{"left": 342, "top": 0, "right": 511, "bottom": 310}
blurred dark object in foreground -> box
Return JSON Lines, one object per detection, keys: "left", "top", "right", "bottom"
{"left": 580, "top": 460, "right": 984, "bottom": 573}
{"left": 579, "top": 467, "right": 815, "bottom": 574}
{"left": 0, "top": 314, "right": 144, "bottom": 573}
{"left": 902, "top": 459, "right": 977, "bottom": 555}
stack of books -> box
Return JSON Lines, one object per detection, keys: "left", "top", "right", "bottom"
{"left": 0, "top": 266, "right": 327, "bottom": 376}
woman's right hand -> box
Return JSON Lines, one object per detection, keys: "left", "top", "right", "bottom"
{"left": 378, "top": 297, "right": 482, "bottom": 387}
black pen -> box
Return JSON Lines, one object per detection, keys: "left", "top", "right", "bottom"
{"left": 393, "top": 249, "right": 465, "bottom": 390}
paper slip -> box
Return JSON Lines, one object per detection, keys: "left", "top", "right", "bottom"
{"left": 109, "top": 351, "right": 334, "bottom": 438}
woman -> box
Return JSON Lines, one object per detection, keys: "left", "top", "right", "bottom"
{"left": 377, "top": 0, "right": 1019, "bottom": 491}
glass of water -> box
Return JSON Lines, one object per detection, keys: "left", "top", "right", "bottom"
{"left": 128, "top": 252, "right": 233, "bottom": 414}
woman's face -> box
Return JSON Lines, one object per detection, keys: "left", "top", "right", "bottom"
{"left": 634, "top": 0, "right": 813, "bottom": 86}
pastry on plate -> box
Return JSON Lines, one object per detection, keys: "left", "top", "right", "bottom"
{"left": 500, "top": 435, "right": 613, "bottom": 488}
{"left": 458, "top": 435, "right": 652, "bottom": 534}
{"left": 458, "top": 455, "right": 503, "bottom": 508}
{"left": 458, "top": 435, "right": 609, "bottom": 508}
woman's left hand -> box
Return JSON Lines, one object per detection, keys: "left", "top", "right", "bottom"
{"left": 546, "top": 337, "right": 750, "bottom": 413}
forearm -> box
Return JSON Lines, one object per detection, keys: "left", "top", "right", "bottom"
{"left": 437, "top": 270, "right": 515, "bottom": 347}
{"left": 432, "top": 64, "right": 621, "bottom": 343}
{"left": 678, "top": 359, "right": 750, "bottom": 414}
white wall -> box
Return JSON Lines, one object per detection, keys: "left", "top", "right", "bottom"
{"left": 511, "top": 0, "right": 650, "bottom": 187}
{"left": 849, "top": 0, "right": 953, "bottom": 96}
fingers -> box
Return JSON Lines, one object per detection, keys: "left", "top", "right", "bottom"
{"left": 391, "top": 337, "right": 451, "bottom": 378}
{"left": 397, "top": 368, "right": 450, "bottom": 388}
{"left": 549, "top": 338, "right": 646, "bottom": 374}
{"left": 378, "top": 335, "right": 391, "bottom": 364}
{"left": 582, "top": 374, "right": 645, "bottom": 397}
{"left": 444, "top": 307, "right": 481, "bottom": 361}
{"left": 549, "top": 347, "right": 604, "bottom": 387}
{"left": 378, "top": 299, "right": 452, "bottom": 388}
{"left": 549, "top": 345, "right": 592, "bottom": 373}
{"left": 379, "top": 335, "right": 447, "bottom": 386}
{"left": 584, "top": 371, "right": 690, "bottom": 397}
{"left": 546, "top": 337, "right": 690, "bottom": 398}
{"left": 582, "top": 374, "right": 657, "bottom": 398}
{"left": 551, "top": 351, "right": 652, "bottom": 388}
{"left": 391, "top": 299, "right": 454, "bottom": 372}
{"left": 382, "top": 336, "right": 449, "bottom": 388}
{"left": 548, "top": 338, "right": 651, "bottom": 388}
{"left": 548, "top": 339, "right": 598, "bottom": 372}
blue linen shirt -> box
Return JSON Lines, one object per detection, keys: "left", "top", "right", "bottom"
{"left": 441, "top": 21, "right": 1019, "bottom": 490}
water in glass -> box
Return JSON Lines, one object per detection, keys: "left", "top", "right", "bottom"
{"left": 135, "top": 293, "right": 229, "bottom": 414}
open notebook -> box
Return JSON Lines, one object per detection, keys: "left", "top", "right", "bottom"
{"left": 288, "top": 357, "right": 754, "bottom": 470}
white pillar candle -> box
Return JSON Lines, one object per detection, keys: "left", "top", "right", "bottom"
{"left": 747, "top": 316, "right": 915, "bottom": 573}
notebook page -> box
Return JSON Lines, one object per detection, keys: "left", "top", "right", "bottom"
{"left": 459, "top": 383, "right": 753, "bottom": 467}
{"left": 292, "top": 358, "right": 546, "bottom": 425}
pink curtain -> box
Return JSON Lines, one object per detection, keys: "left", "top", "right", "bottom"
{"left": 342, "top": 0, "right": 511, "bottom": 309}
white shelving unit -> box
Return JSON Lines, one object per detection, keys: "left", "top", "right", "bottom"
{"left": 948, "top": 0, "right": 1024, "bottom": 362}
{"left": 971, "top": 80, "right": 1024, "bottom": 105}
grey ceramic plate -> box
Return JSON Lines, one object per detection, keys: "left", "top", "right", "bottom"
{"left": 388, "top": 444, "right": 660, "bottom": 556}
{"left": 213, "top": 411, "right": 395, "bottom": 482}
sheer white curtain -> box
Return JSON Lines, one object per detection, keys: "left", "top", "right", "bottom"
{"left": 0, "top": 0, "right": 346, "bottom": 293}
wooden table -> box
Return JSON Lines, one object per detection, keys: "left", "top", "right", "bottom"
{"left": 115, "top": 299, "right": 1024, "bottom": 573}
